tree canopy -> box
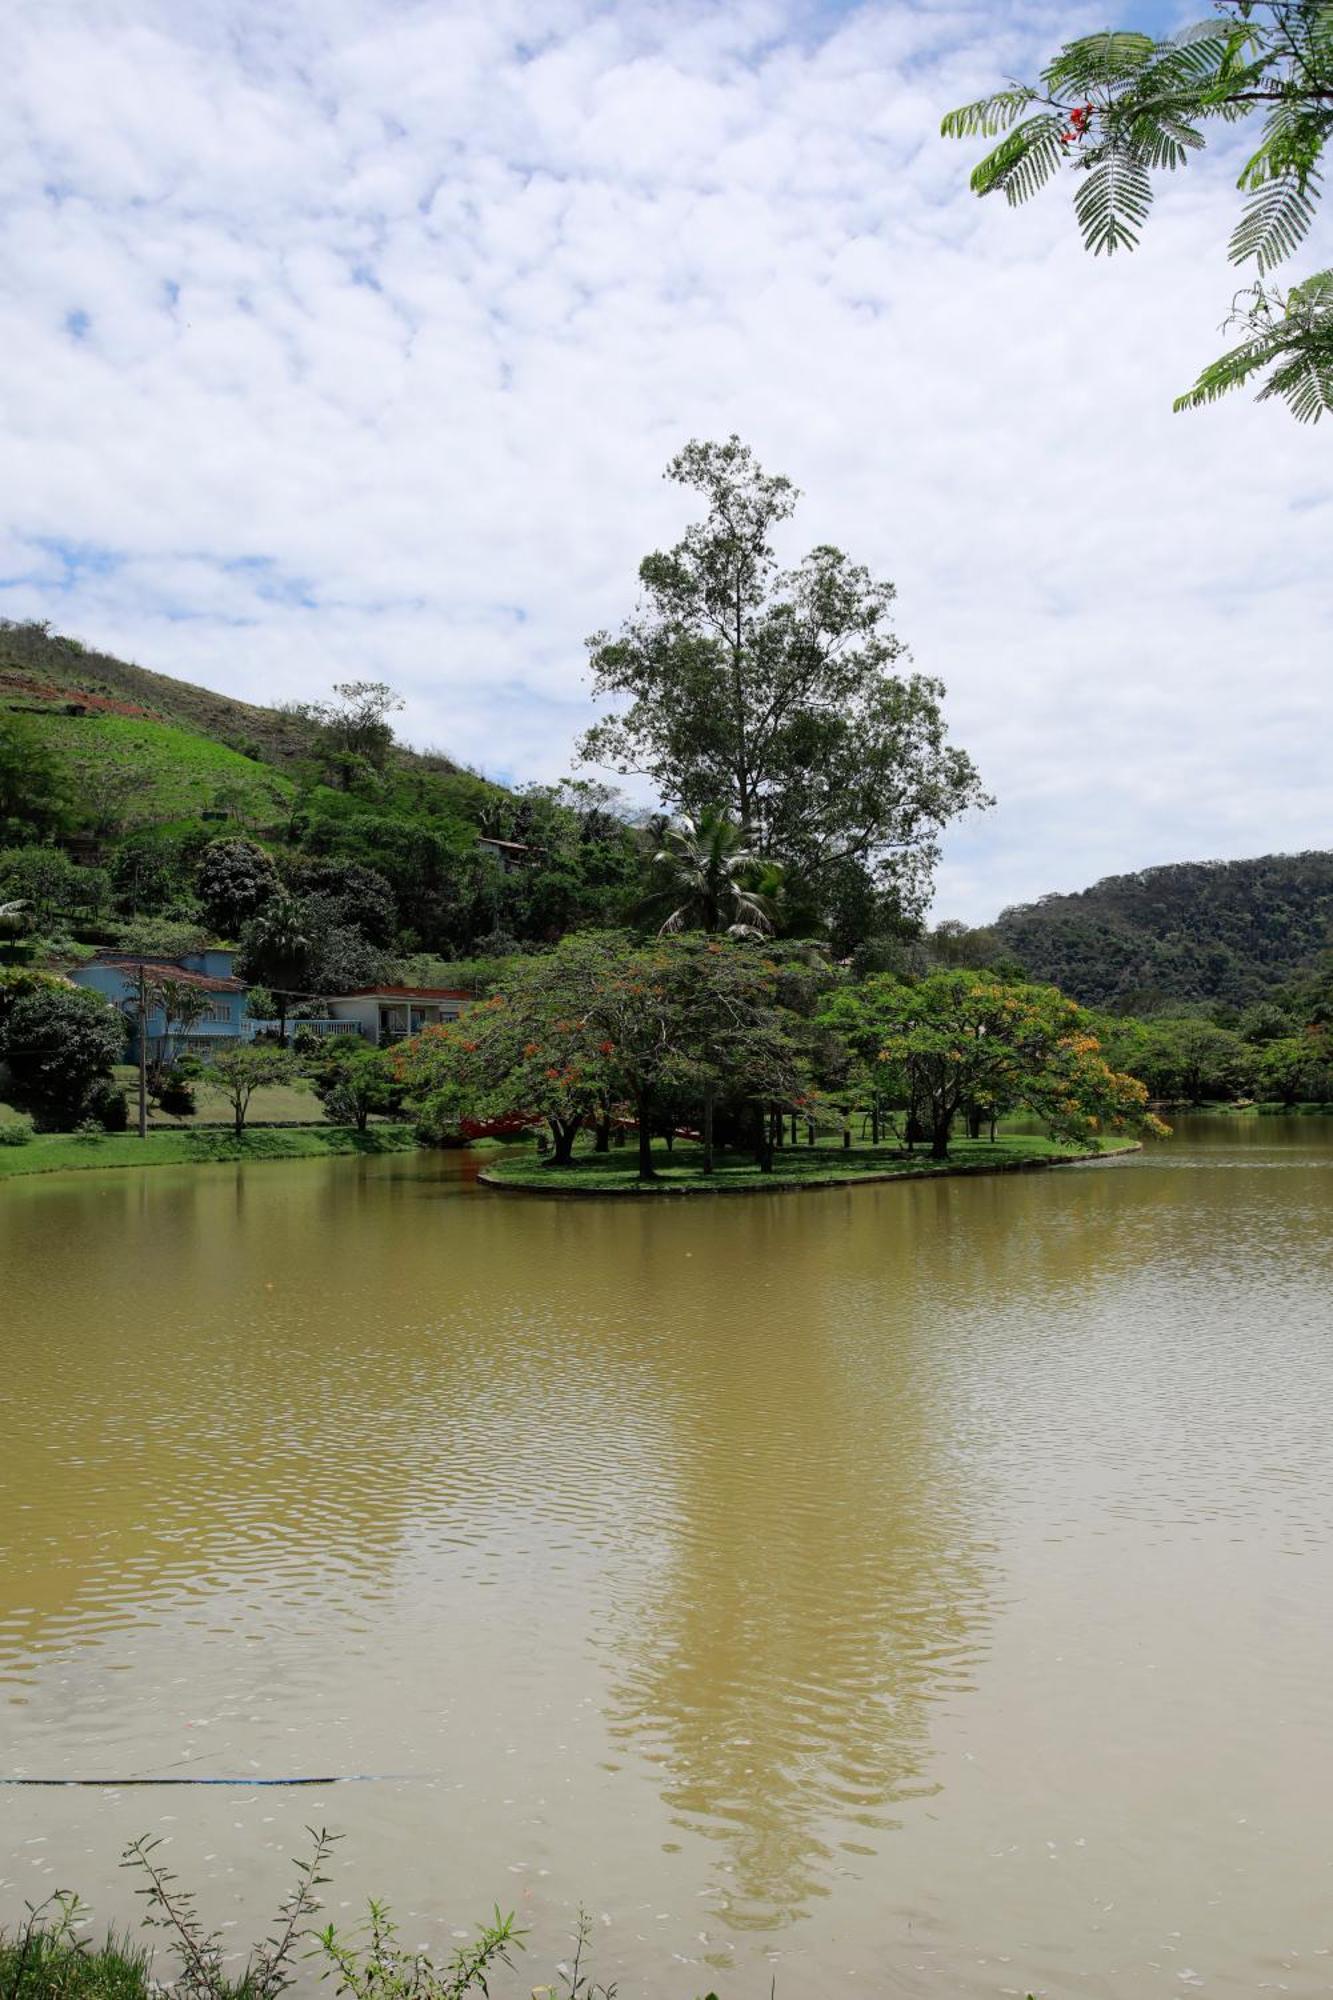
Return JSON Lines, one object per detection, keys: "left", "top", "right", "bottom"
{"left": 944, "top": 3, "right": 1333, "bottom": 420}
{"left": 580, "top": 437, "right": 987, "bottom": 932}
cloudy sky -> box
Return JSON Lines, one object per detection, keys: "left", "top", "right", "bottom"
{"left": 2, "top": 0, "right": 1328, "bottom": 922}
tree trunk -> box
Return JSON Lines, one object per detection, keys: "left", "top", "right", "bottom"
{"left": 550, "top": 1119, "right": 576, "bottom": 1166}
{"left": 790, "top": 1111, "right": 798, "bottom": 1145}
{"left": 636, "top": 1096, "right": 656, "bottom": 1180}
{"left": 967, "top": 1102, "right": 983, "bottom": 1140}
{"left": 594, "top": 1116, "right": 611, "bottom": 1153}
{"left": 753, "top": 1106, "right": 774, "bottom": 1173}
{"left": 843, "top": 1127, "right": 851, "bottom": 1150}
{"left": 930, "top": 1115, "right": 951, "bottom": 1161}
{"left": 905, "top": 1105, "right": 923, "bottom": 1152}
{"left": 702, "top": 1088, "right": 715, "bottom": 1175}
{"left": 806, "top": 1122, "right": 815, "bottom": 1147}
{"left": 278, "top": 994, "right": 289, "bottom": 1049}
{"left": 871, "top": 1105, "right": 879, "bottom": 1146}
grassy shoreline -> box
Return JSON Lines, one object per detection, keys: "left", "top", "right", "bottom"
{"left": 479, "top": 1132, "right": 1141, "bottom": 1197}
{"left": 0, "top": 1124, "right": 418, "bottom": 1180}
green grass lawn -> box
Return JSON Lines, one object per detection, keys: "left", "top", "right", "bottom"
{"left": 480, "top": 1130, "right": 1140, "bottom": 1195}
{"left": 33, "top": 711, "right": 292, "bottom": 828}
{"left": 0, "top": 1124, "right": 418, "bottom": 1178}
{"left": 107, "top": 1065, "right": 331, "bottom": 1127}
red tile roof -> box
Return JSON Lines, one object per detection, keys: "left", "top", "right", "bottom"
{"left": 94, "top": 958, "right": 246, "bottom": 994}
{"left": 328, "top": 986, "right": 473, "bottom": 1001}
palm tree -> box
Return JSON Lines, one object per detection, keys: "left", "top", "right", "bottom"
{"left": 239, "top": 894, "right": 314, "bottom": 1046}
{"left": 646, "top": 812, "right": 780, "bottom": 938}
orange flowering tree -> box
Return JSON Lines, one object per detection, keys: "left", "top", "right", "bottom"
{"left": 395, "top": 931, "right": 816, "bottom": 1179}
{"left": 393, "top": 940, "right": 625, "bottom": 1163}
{"left": 824, "top": 970, "right": 1163, "bottom": 1160}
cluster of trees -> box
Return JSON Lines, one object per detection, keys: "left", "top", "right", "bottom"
{"left": 0, "top": 435, "right": 986, "bottom": 979}
{"left": 1094, "top": 977, "right": 1333, "bottom": 1106}
{"left": 395, "top": 932, "right": 1162, "bottom": 1177}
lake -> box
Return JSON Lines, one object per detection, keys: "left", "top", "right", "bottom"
{"left": 2, "top": 1117, "right": 1331, "bottom": 1997}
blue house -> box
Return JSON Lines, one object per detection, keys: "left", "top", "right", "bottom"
{"left": 68, "top": 948, "right": 251, "bottom": 1062}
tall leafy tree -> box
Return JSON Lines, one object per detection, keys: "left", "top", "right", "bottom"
{"left": 580, "top": 438, "right": 987, "bottom": 923}
{"left": 943, "top": 5, "right": 1333, "bottom": 420}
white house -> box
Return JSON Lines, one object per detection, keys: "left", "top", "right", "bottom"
{"left": 320, "top": 985, "right": 474, "bottom": 1045}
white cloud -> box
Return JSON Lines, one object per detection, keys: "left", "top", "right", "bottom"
{"left": 1, "top": 0, "right": 1328, "bottom": 920}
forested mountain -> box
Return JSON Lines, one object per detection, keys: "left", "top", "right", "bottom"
{"left": 995, "top": 854, "right": 1333, "bottom": 1010}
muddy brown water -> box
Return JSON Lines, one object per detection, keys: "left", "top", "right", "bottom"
{"left": 2, "top": 1118, "right": 1331, "bottom": 1997}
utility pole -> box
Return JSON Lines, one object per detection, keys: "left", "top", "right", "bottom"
{"left": 137, "top": 963, "right": 149, "bottom": 1139}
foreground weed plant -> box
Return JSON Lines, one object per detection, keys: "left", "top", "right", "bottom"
{"left": 2, "top": 1838, "right": 638, "bottom": 2000}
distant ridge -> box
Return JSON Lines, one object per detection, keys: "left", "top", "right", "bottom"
{"left": 995, "top": 852, "right": 1333, "bottom": 1010}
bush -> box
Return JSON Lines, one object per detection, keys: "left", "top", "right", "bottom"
{"left": 1, "top": 984, "right": 126, "bottom": 1129}
{"left": 0, "top": 1114, "right": 34, "bottom": 1146}
{"left": 154, "top": 1071, "right": 197, "bottom": 1118}
{"left": 88, "top": 1081, "right": 129, "bottom": 1132}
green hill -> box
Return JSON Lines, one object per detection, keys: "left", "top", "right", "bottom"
{"left": 0, "top": 617, "right": 643, "bottom": 964}
{"left": 0, "top": 618, "right": 321, "bottom": 767}
{"left": 994, "top": 852, "right": 1333, "bottom": 1010}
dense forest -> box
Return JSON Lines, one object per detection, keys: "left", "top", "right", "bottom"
{"left": 994, "top": 854, "right": 1333, "bottom": 1011}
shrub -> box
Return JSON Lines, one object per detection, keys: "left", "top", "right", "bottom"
{"left": 0, "top": 1114, "right": 34, "bottom": 1146}
{"left": 1, "top": 984, "right": 126, "bottom": 1129}
{"left": 88, "top": 1081, "right": 129, "bottom": 1132}
{"left": 154, "top": 1071, "right": 197, "bottom": 1119}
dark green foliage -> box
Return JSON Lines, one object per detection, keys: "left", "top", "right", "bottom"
{"left": 110, "top": 828, "right": 207, "bottom": 918}
{"left": 1, "top": 984, "right": 126, "bottom": 1128}
{"left": 995, "top": 852, "right": 1333, "bottom": 1010}
{"left": 0, "top": 711, "right": 65, "bottom": 840}
{"left": 0, "top": 848, "right": 106, "bottom": 928}
{"left": 305, "top": 1042, "right": 400, "bottom": 1130}
{"left": 943, "top": 5, "right": 1333, "bottom": 420}
{"left": 195, "top": 838, "right": 279, "bottom": 937}
{"left": 287, "top": 858, "right": 398, "bottom": 944}
{"left": 88, "top": 1080, "right": 129, "bottom": 1132}
{"left": 153, "top": 1069, "right": 198, "bottom": 1119}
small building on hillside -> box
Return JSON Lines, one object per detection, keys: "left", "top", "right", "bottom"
{"left": 477, "top": 837, "right": 531, "bottom": 874}
{"left": 320, "top": 985, "right": 474, "bottom": 1046}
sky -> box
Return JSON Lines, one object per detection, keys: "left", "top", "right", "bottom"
{"left": 2, "top": 0, "right": 1329, "bottom": 924}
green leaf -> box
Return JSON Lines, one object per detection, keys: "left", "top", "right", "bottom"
{"left": 969, "top": 114, "right": 1066, "bottom": 205}
{"left": 1073, "top": 151, "right": 1154, "bottom": 253}
{"left": 940, "top": 88, "right": 1036, "bottom": 141}
{"left": 1043, "top": 30, "right": 1157, "bottom": 92}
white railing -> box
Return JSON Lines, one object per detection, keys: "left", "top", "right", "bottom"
{"left": 245, "top": 1019, "right": 363, "bottom": 1040}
